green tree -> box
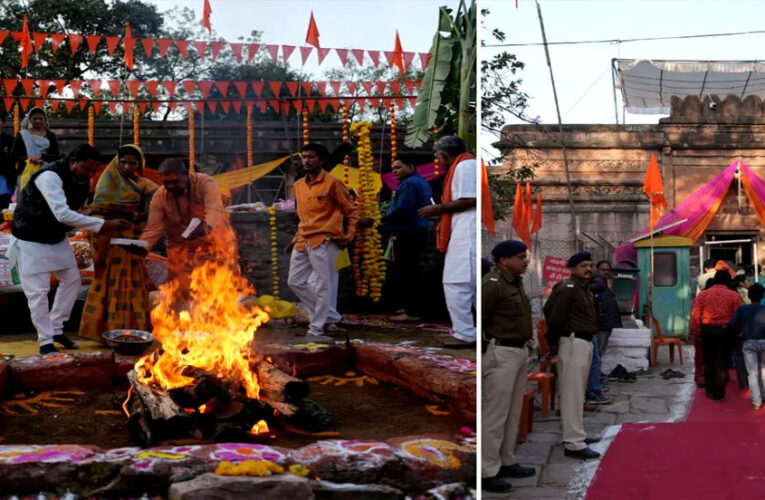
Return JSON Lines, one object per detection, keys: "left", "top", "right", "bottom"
{"left": 404, "top": 0, "right": 476, "bottom": 151}
{"left": 480, "top": 7, "right": 539, "bottom": 219}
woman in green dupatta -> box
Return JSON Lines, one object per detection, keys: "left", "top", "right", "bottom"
{"left": 79, "top": 145, "right": 157, "bottom": 342}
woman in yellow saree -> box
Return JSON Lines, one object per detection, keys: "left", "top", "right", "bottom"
{"left": 79, "top": 145, "right": 157, "bottom": 342}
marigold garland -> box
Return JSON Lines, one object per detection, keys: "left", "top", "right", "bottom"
{"left": 188, "top": 110, "right": 195, "bottom": 172}
{"left": 87, "top": 106, "right": 95, "bottom": 146}
{"left": 433, "top": 125, "right": 439, "bottom": 176}
{"left": 341, "top": 104, "right": 350, "bottom": 186}
{"left": 390, "top": 105, "right": 397, "bottom": 161}
{"left": 349, "top": 121, "right": 385, "bottom": 302}
{"left": 246, "top": 104, "right": 253, "bottom": 167}
{"left": 302, "top": 108, "right": 309, "bottom": 146}
{"left": 13, "top": 104, "right": 19, "bottom": 136}
{"left": 132, "top": 105, "right": 140, "bottom": 146}
{"left": 267, "top": 204, "right": 280, "bottom": 299}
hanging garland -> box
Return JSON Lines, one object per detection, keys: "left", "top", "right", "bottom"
{"left": 267, "top": 205, "right": 280, "bottom": 299}
{"left": 390, "top": 105, "right": 397, "bottom": 162}
{"left": 349, "top": 121, "right": 385, "bottom": 302}
{"left": 132, "top": 105, "right": 139, "bottom": 146}
{"left": 246, "top": 103, "right": 253, "bottom": 167}
{"left": 341, "top": 104, "right": 350, "bottom": 186}
{"left": 13, "top": 103, "right": 19, "bottom": 136}
{"left": 188, "top": 110, "right": 195, "bottom": 172}
{"left": 87, "top": 105, "right": 94, "bottom": 146}
{"left": 302, "top": 108, "right": 309, "bottom": 146}
{"left": 433, "top": 125, "right": 439, "bottom": 176}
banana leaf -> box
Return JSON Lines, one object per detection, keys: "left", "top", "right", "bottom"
{"left": 404, "top": 8, "right": 455, "bottom": 149}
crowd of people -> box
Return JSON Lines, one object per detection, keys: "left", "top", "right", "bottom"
{"left": 1, "top": 109, "right": 478, "bottom": 353}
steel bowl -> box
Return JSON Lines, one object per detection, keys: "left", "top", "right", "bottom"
{"left": 102, "top": 329, "right": 154, "bottom": 356}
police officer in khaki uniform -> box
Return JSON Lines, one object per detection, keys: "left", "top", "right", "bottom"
{"left": 481, "top": 240, "right": 536, "bottom": 493}
{"left": 544, "top": 251, "right": 601, "bottom": 460}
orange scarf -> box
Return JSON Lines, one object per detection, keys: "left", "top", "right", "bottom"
{"left": 436, "top": 152, "right": 475, "bottom": 252}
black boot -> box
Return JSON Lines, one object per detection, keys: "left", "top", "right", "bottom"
{"left": 498, "top": 463, "right": 536, "bottom": 478}
{"left": 482, "top": 475, "right": 513, "bottom": 493}
{"left": 53, "top": 334, "right": 79, "bottom": 349}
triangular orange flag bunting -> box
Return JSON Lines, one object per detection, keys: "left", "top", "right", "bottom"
{"left": 39, "top": 80, "right": 53, "bottom": 97}
{"left": 643, "top": 152, "right": 667, "bottom": 230}
{"left": 368, "top": 50, "right": 380, "bottom": 67}
{"left": 281, "top": 44, "right": 296, "bottom": 63}
{"left": 144, "top": 80, "right": 159, "bottom": 98}
{"left": 141, "top": 38, "right": 154, "bottom": 56}
{"left": 50, "top": 33, "right": 65, "bottom": 52}
{"left": 233, "top": 81, "right": 247, "bottom": 97}
{"left": 305, "top": 11, "right": 320, "bottom": 49}
{"left": 215, "top": 81, "right": 229, "bottom": 97}
{"left": 251, "top": 81, "right": 264, "bottom": 97}
{"left": 351, "top": 49, "right": 365, "bottom": 65}
{"left": 300, "top": 46, "right": 313, "bottom": 66}
{"left": 69, "top": 80, "right": 83, "bottom": 97}
{"left": 104, "top": 36, "right": 120, "bottom": 56}
{"left": 107, "top": 80, "right": 120, "bottom": 97}
{"left": 125, "top": 80, "right": 140, "bottom": 98}
{"left": 229, "top": 42, "right": 244, "bottom": 62}
{"left": 157, "top": 38, "right": 172, "bottom": 58}
{"left": 197, "top": 81, "right": 213, "bottom": 98}
{"left": 162, "top": 80, "right": 177, "bottom": 99}
{"left": 87, "top": 79, "right": 101, "bottom": 97}
{"left": 335, "top": 48, "right": 349, "bottom": 66}
{"left": 86, "top": 34, "right": 101, "bottom": 55}
{"left": 175, "top": 40, "right": 189, "bottom": 59}
{"left": 210, "top": 41, "right": 225, "bottom": 61}
{"left": 316, "top": 47, "right": 331, "bottom": 65}
{"left": 266, "top": 45, "right": 279, "bottom": 63}
{"left": 32, "top": 32, "right": 47, "bottom": 53}
{"left": 182, "top": 81, "right": 196, "bottom": 97}
{"left": 247, "top": 43, "right": 259, "bottom": 61}
{"left": 49, "top": 99, "right": 61, "bottom": 113}
{"left": 193, "top": 41, "right": 207, "bottom": 61}
{"left": 20, "top": 79, "right": 34, "bottom": 96}
{"left": 202, "top": 0, "right": 213, "bottom": 34}
{"left": 67, "top": 34, "right": 82, "bottom": 54}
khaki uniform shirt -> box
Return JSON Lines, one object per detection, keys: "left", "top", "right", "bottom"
{"left": 481, "top": 267, "right": 532, "bottom": 341}
{"left": 546, "top": 277, "right": 598, "bottom": 337}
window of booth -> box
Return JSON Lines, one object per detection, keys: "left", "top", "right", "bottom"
{"left": 655, "top": 253, "right": 677, "bottom": 287}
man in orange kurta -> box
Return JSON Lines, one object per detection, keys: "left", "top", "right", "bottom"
{"left": 140, "top": 158, "right": 229, "bottom": 283}
{"left": 288, "top": 143, "right": 358, "bottom": 343}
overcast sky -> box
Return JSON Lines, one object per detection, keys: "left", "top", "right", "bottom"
{"left": 149, "top": 0, "right": 460, "bottom": 76}
{"left": 483, "top": 0, "right": 765, "bottom": 127}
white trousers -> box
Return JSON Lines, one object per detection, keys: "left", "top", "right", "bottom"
{"left": 19, "top": 265, "right": 81, "bottom": 345}
{"left": 481, "top": 342, "right": 529, "bottom": 477}
{"left": 308, "top": 267, "right": 341, "bottom": 324}
{"left": 288, "top": 241, "right": 340, "bottom": 336}
{"left": 443, "top": 281, "right": 476, "bottom": 341}
{"left": 558, "top": 335, "right": 594, "bottom": 450}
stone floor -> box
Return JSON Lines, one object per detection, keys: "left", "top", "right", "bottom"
{"left": 485, "top": 345, "right": 696, "bottom": 500}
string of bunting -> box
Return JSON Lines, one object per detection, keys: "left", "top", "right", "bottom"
{"left": 0, "top": 78, "right": 421, "bottom": 100}
{"left": 0, "top": 26, "right": 432, "bottom": 71}
{"left": 0, "top": 95, "right": 419, "bottom": 116}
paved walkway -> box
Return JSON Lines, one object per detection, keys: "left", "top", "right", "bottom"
{"left": 486, "top": 346, "right": 696, "bottom": 499}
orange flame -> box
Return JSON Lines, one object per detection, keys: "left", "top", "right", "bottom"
{"left": 249, "top": 419, "right": 269, "bottom": 435}
{"left": 135, "top": 227, "right": 270, "bottom": 399}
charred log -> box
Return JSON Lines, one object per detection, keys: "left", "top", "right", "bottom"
{"left": 251, "top": 356, "right": 310, "bottom": 403}
{"left": 285, "top": 398, "right": 336, "bottom": 433}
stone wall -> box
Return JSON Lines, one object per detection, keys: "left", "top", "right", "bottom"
{"left": 494, "top": 97, "right": 765, "bottom": 270}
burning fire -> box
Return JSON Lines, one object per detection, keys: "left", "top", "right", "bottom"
{"left": 135, "top": 227, "right": 270, "bottom": 399}
{"left": 249, "top": 419, "right": 269, "bottom": 435}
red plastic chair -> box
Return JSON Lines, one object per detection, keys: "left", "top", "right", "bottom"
{"left": 646, "top": 316, "right": 684, "bottom": 366}
{"left": 518, "top": 388, "right": 535, "bottom": 442}
{"left": 528, "top": 318, "right": 556, "bottom": 418}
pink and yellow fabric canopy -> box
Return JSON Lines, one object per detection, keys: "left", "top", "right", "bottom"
{"left": 637, "top": 161, "right": 765, "bottom": 243}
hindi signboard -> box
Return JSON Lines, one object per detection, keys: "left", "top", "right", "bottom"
{"left": 542, "top": 256, "right": 569, "bottom": 295}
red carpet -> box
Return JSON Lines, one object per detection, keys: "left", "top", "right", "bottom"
{"left": 586, "top": 372, "right": 765, "bottom": 500}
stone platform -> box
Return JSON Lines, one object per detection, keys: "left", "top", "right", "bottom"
{"left": 0, "top": 337, "right": 476, "bottom": 498}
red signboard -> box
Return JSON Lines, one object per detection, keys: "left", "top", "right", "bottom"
{"left": 542, "top": 256, "right": 569, "bottom": 295}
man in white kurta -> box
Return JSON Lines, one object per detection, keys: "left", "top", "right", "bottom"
{"left": 8, "top": 145, "right": 131, "bottom": 354}
{"left": 418, "top": 136, "right": 477, "bottom": 347}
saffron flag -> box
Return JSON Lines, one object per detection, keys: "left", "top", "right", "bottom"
{"left": 306, "top": 11, "right": 320, "bottom": 49}
{"left": 202, "top": 0, "right": 213, "bottom": 34}
{"left": 524, "top": 181, "right": 533, "bottom": 229}
{"left": 643, "top": 152, "right": 667, "bottom": 230}
{"left": 392, "top": 30, "right": 404, "bottom": 74}
{"left": 531, "top": 193, "right": 542, "bottom": 234}
{"left": 20, "top": 15, "right": 32, "bottom": 69}
{"left": 512, "top": 182, "right": 531, "bottom": 247}
{"left": 480, "top": 159, "right": 495, "bottom": 235}
{"left": 124, "top": 23, "right": 135, "bottom": 70}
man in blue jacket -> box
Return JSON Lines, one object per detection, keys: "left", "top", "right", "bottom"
{"left": 382, "top": 156, "right": 432, "bottom": 322}
{"left": 729, "top": 283, "right": 765, "bottom": 409}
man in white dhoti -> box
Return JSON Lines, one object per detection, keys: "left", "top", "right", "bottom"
{"left": 9, "top": 144, "right": 131, "bottom": 354}
{"left": 418, "top": 136, "right": 477, "bottom": 348}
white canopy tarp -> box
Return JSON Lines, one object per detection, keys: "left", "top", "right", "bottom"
{"left": 615, "top": 59, "right": 765, "bottom": 114}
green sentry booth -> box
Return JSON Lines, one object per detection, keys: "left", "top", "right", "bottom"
{"left": 634, "top": 235, "right": 693, "bottom": 338}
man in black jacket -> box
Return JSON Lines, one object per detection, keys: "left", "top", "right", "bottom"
{"left": 585, "top": 260, "right": 623, "bottom": 405}
{"left": 9, "top": 144, "right": 131, "bottom": 354}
